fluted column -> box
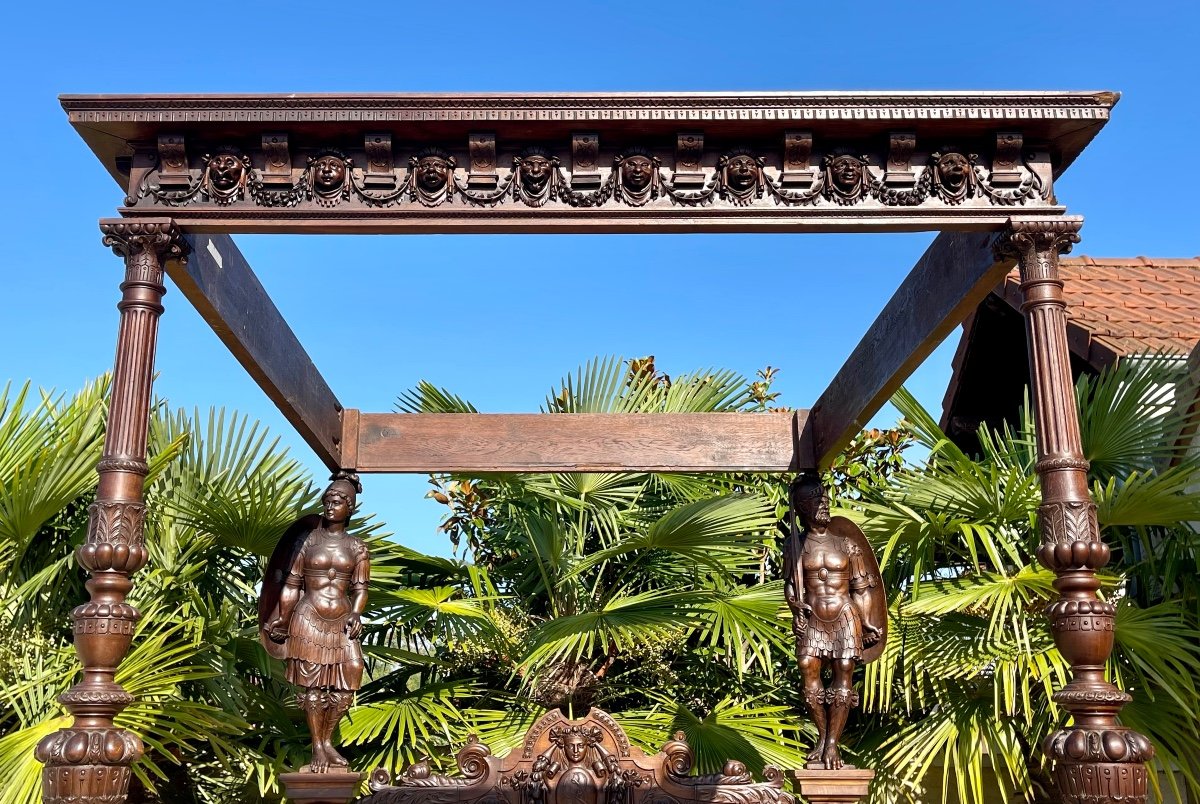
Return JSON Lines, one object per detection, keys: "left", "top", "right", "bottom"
{"left": 994, "top": 218, "right": 1154, "bottom": 803}
{"left": 37, "top": 219, "right": 187, "bottom": 804}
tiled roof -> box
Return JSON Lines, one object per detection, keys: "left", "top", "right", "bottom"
{"left": 995, "top": 256, "right": 1200, "bottom": 367}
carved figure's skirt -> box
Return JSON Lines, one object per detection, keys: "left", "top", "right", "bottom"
{"left": 286, "top": 597, "right": 363, "bottom": 690}
{"left": 799, "top": 603, "right": 862, "bottom": 661}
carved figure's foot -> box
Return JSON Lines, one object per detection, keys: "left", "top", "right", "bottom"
{"left": 307, "top": 745, "right": 331, "bottom": 773}
{"left": 806, "top": 742, "right": 824, "bottom": 764}
{"left": 821, "top": 743, "right": 843, "bottom": 770}
{"left": 327, "top": 744, "right": 350, "bottom": 768}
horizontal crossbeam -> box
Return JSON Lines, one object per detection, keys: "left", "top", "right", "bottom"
{"left": 343, "top": 411, "right": 810, "bottom": 473}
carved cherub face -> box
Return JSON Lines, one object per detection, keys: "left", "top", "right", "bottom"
{"left": 417, "top": 155, "right": 452, "bottom": 193}
{"left": 312, "top": 156, "right": 346, "bottom": 193}
{"left": 936, "top": 152, "right": 970, "bottom": 189}
{"left": 620, "top": 155, "right": 655, "bottom": 192}
{"left": 563, "top": 734, "right": 587, "bottom": 764}
{"left": 725, "top": 154, "right": 760, "bottom": 192}
{"left": 208, "top": 153, "right": 245, "bottom": 192}
{"left": 830, "top": 156, "right": 864, "bottom": 192}
{"left": 520, "top": 155, "right": 553, "bottom": 193}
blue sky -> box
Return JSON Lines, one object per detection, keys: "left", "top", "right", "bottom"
{"left": 2, "top": 0, "right": 1197, "bottom": 556}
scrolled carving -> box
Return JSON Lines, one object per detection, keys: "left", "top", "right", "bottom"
{"left": 716, "top": 149, "right": 765, "bottom": 206}
{"left": 100, "top": 220, "right": 188, "bottom": 264}
{"left": 260, "top": 132, "right": 293, "bottom": 185}
{"left": 467, "top": 132, "right": 499, "bottom": 190}
{"left": 884, "top": 132, "right": 916, "bottom": 187}
{"left": 364, "top": 132, "right": 396, "bottom": 188}
{"left": 780, "top": 130, "right": 814, "bottom": 188}
{"left": 155, "top": 134, "right": 191, "bottom": 188}
{"left": 672, "top": 132, "right": 705, "bottom": 188}
{"left": 990, "top": 131, "right": 1024, "bottom": 186}
{"left": 660, "top": 732, "right": 693, "bottom": 777}
{"left": 458, "top": 734, "right": 493, "bottom": 780}
{"left": 572, "top": 132, "right": 602, "bottom": 190}
{"left": 821, "top": 153, "right": 872, "bottom": 205}
{"left": 201, "top": 149, "right": 252, "bottom": 205}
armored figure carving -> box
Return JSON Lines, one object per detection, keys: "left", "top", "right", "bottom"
{"left": 783, "top": 475, "right": 886, "bottom": 770}
{"left": 260, "top": 471, "right": 370, "bottom": 773}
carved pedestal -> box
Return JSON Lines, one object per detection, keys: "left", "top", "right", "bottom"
{"left": 281, "top": 770, "right": 364, "bottom": 804}
{"left": 995, "top": 220, "right": 1155, "bottom": 804}
{"left": 36, "top": 220, "right": 186, "bottom": 804}
{"left": 788, "top": 769, "right": 873, "bottom": 804}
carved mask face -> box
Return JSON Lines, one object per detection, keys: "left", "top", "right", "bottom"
{"left": 831, "top": 156, "right": 863, "bottom": 192}
{"left": 564, "top": 734, "right": 587, "bottom": 764}
{"left": 521, "top": 156, "right": 552, "bottom": 193}
{"left": 621, "top": 156, "right": 654, "bottom": 192}
{"left": 417, "top": 156, "right": 451, "bottom": 193}
{"left": 725, "top": 155, "right": 759, "bottom": 191}
{"left": 313, "top": 156, "right": 346, "bottom": 193}
{"left": 208, "top": 153, "right": 244, "bottom": 192}
{"left": 937, "top": 153, "right": 969, "bottom": 189}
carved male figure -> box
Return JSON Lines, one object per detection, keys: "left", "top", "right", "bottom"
{"left": 929, "top": 150, "right": 977, "bottom": 204}
{"left": 203, "top": 151, "right": 249, "bottom": 203}
{"left": 614, "top": 149, "right": 660, "bottom": 205}
{"left": 516, "top": 148, "right": 557, "bottom": 205}
{"left": 412, "top": 149, "right": 456, "bottom": 204}
{"left": 308, "top": 153, "right": 349, "bottom": 204}
{"left": 784, "top": 475, "right": 886, "bottom": 769}
{"left": 261, "top": 471, "right": 369, "bottom": 772}
{"left": 718, "top": 149, "right": 764, "bottom": 203}
{"left": 824, "top": 154, "right": 871, "bottom": 204}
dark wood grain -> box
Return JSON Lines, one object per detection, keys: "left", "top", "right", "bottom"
{"left": 809, "top": 227, "right": 1018, "bottom": 468}
{"left": 169, "top": 233, "right": 344, "bottom": 468}
{"left": 353, "top": 412, "right": 810, "bottom": 473}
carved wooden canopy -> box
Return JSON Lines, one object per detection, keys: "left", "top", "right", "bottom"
{"left": 361, "top": 707, "right": 793, "bottom": 804}
{"left": 62, "top": 91, "right": 1114, "bottom": 474}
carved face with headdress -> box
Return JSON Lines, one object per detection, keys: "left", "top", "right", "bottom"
{"left": 416, "top": 150, "right": 454, "bottom": 195}
{"left": 930, "top": 150, "right": 977, "bottom": 203}
{"left": 322, "top": 475, "right": 359, "bottom": 525}
{"left": 722, "top": 150, "right": 762, "bottom": 193}
{"left": 614, "top": 149, "right": 660, "bottom": 205}
{"left": 307, "top": 152, "right": 349, "bottom": 205}
{"left": 203, "top": 150, "right": 250, "bottom": 203}
{"left": 514, "top": 148, "right": 558, "bottom": 206}
{"left": 822, "top": 153, "right": 871, "bottom": 204}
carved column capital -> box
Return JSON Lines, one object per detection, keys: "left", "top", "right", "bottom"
{"left": 992, "top": 218, "right": 1082, "bottom": 280}
{"left": 99, "top": 218, "right": 188, "bottom": 262}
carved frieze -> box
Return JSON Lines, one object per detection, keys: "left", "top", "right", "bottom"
{"left": 364, "top": 708, "right": 792, "bottom": 804}
{"left": 126, "top": 129, "right": 1057, "bottom": 217}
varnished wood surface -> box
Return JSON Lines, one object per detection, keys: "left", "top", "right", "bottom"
{"left": 351, "top": 411, "right": 810, "bottom": 473}
{"left": 171, "top": 232, "right": 344, "bottom": 468}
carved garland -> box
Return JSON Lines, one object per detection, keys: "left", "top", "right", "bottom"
{"left": 131, "top": 140, "right": 1051, "bottom": 211}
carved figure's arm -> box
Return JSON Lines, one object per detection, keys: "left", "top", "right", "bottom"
{"left": 849, "top": 548, "right": 882, "bottom": 643}
{"left": 346, "top": 539, "right": 370, "bottom": 639}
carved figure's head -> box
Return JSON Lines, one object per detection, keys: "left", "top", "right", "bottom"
{"left": 208, "top": 152, "right": 245, "bottom": 192}
{"left": 830, "top": 155, "right": 865, "bottom": 194}
{"left": 519, "top": 149, "right": 555, "bottom": 195}
{"left": 619, "top": 152, "right": 656, "bottom": 193}
{"left": 416, "top": 152, "right": 453, "bottom": 194}
{"left": 323, "top": 471, "right": 361, "bottom": 525}
{"left": 935, "top": 152, "right": 971, "bottom": 190}
{"left": 312, "top": 155, "right": 347, "bottom": 194}
{"left": 722, "top": 150, "right": 761, "bottom": 193}
{"left": 792, "top": 475, "right": 831, "bottom": 528}
{"left": 563, "top": 732, "right": 588, "bottom": 764}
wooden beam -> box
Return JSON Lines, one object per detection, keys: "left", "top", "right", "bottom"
{"left": 168, "top": 233, "right": 344, "bottom": 469}
{"left": 351, "top": 412, "right": 810, "bottom": 473}
{"left": 809, "top": 225, "right": 1033, "bottom": 468}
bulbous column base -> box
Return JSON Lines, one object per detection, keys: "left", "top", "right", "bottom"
{"left": 36, "top": 727, "right": 143, "bottom": 804}
{"left": 1045, "top": 726, "right": 1154, "bottom": 803}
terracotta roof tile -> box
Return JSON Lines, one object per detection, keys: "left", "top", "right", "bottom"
{"left": 998, "top": 256, "right": 1200, "bottom": 360}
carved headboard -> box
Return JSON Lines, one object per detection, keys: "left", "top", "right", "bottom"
{"left": 360, "top": 708, "right": 793, "bottom": 804}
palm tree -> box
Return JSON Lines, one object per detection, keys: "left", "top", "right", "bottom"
{"left": 365, "top": 356, "right": 811, "bottom": 775}
{"left": 855, "top": 356, "right": 1200, "bottom": 804}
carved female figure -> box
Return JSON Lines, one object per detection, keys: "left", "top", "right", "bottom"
{"left": 260, "top": 471, "right": 369, "bottom": 773}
